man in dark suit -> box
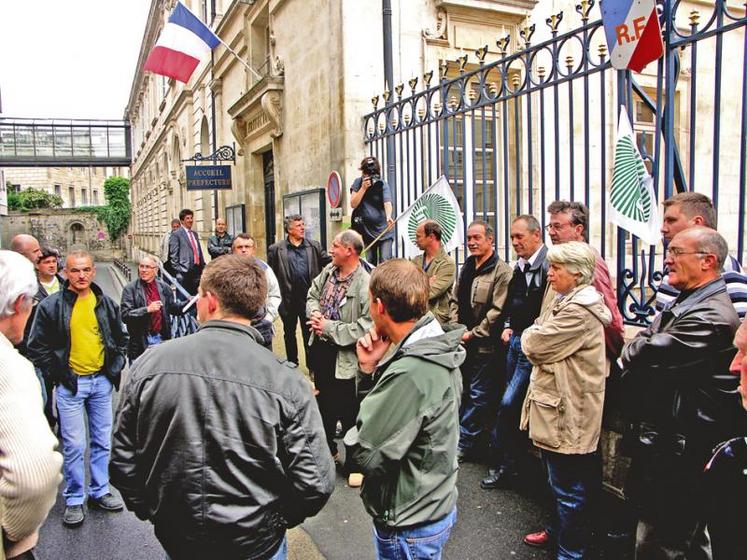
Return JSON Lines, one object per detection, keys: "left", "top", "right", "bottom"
{"left": 168, "top": 208, "right": 205, "bottom": 295}
{"left": 268, "top": 214, "right": 330, "bottom": 366}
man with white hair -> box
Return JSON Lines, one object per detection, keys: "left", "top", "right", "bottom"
{"left": 121, "top": 255, "right": 185, "bottom": 363}
{"left": 0, "top": 250, "right": 62, "bottom": 559}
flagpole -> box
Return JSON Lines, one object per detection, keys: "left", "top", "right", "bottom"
{"left": 360, "top": 175, "right": 446, "bottom": 256}
{"left": 218, "top": 38, "right": 263, "bottom": 81}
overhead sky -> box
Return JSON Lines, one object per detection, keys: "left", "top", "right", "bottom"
{"left": 0, "top": 0, "right": 152, "bottom": 120}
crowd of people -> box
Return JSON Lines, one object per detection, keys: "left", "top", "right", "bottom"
{"left": 0, "top": 183, "right": 746, "bottom": 559}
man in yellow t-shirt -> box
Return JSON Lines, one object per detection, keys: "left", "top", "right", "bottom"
{"left": 27, "top": 250, "right": 129, "bottom": 528}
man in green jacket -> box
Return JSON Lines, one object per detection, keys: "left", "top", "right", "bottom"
{"left": 345, "top": 259, "right": 465, "bottom": 559}
{"left": 307, "top": 230, "right": 372, "bottom": 472}
{"left": 411, "top": 220, "right": 456, "bottom": 324}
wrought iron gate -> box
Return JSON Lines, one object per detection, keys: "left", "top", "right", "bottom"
{"left": 362, "top": 0, "right": 747, "bottom": 326}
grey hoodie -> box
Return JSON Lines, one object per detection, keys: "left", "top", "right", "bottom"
{"left": 345, "top": 313, "right": 466, "bottom": 527}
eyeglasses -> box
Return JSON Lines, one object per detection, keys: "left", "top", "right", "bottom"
{"left": 666, "top": 248, "right": 708, "bottom": 258}
{"left": 544, "top": 222, "right": 571, "bottom": 232}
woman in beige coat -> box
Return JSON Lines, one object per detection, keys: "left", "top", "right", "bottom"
{"left": 519, "top": 241, "right": 611, "bottom": 559}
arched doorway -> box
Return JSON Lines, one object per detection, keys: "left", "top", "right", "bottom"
{"left": 69, "top": 222, "right": 86, "bottom": 247}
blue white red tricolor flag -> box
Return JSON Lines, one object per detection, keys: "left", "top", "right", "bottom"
{"left": 144, "top": 1, "right": 221, "bottom": 83}
{"left": 601, "top": 0, "right": 664, "bottom": 72}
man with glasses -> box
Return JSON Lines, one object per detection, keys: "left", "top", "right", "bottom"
{"left": 657, "top": 192, "right": 747, "bottom": 318}
{"left": 544, "top": 200, "right": 625, "bottom": 363}
{"left": 121, "top": 256, "right": 185, "bottom": 363}
{"left": 621, "top": 227, "right": 741, "bottom": 559}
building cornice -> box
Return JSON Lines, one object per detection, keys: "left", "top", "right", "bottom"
{"left": 125, "top": 0, "right": 165, "bottom": 121}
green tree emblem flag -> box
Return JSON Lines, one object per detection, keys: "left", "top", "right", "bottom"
{"left": 610, "top": 134, "right": 653, "bottom": 222}
{"left": 608, "top": 107, "right": 660, "bottom": 245}
{"left": 407, "top": 192, "right": 458, "bottom": 245}
{"left": 398, "top": 176, "right": 464, "bottom": 258}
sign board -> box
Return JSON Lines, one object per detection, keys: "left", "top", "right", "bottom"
{"left": 601, "top": 0, "right": 663, "bottom": 72}
{"left": 329, "top": 207, "right": 343, "bottom": 222}
{"left": 283, "top": 188, "right": 327, "bottom": 248}
{"left": 185, "top": 165, "right": 232, "bottom": 191}
{"left": 326, "top": 171, "right": 342, "bottom": 208}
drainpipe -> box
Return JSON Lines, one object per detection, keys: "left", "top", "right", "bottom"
{"left": 382, "top": 0, "right": 396, "bottom": 221}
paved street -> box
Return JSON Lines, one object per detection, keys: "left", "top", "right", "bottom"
{"left": 32, "top": 262, "right": 603, "bottom": 560}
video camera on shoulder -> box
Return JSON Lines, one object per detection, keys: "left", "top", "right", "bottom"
{"left": 361, "top": 157, "right": 384, "bottom": 189}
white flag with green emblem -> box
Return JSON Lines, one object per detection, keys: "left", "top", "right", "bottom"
{"left": 399, "top": 175, "right": 463, "bottom": 259}
{"left": 608, "top": 106, "right": 661, "bottom": 245}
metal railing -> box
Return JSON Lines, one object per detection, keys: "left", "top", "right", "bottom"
{"left": 362, "top": 0, "right": 747, "bottom": 326}
{"left": 112, "top": 258, "right": 132, "bottom": 282}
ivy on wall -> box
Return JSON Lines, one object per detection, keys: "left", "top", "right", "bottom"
{"left": 76, "top": 176, "right": 131, "bottom": 242}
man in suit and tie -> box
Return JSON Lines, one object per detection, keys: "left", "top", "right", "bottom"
{"left": 169, "top": 209, "right": 205, "bottom": 295}
{"left": 268, "top": 214, "right": 330, "bottom": 366}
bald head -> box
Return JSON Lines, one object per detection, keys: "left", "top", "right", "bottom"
{"left": 10, "top": 234, "right": 42, "bottom": 263}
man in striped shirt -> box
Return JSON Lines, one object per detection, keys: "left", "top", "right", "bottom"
{"left": 656, "top": 192, "right": 747, "bottom": 318}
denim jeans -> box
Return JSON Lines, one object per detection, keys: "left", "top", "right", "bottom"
{"left": 489, "top": 335, "right": 532, "bottom": 469}
{"left": 542, "top": 450, "right": 600, "bottom": 560}
{"left": 459, "top": 352, "right": 501, "bottom": 453}
{"left": 56, "top": 373, "right": 114, "bottom": 506}
{"left": 373, "top": 508, "right": 457, "bottom": 560}
{"left": 367, "top": 237, "right": 393, "bottom": 266}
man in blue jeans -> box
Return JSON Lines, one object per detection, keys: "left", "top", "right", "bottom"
{"left": 448, "top": 221, "right": 512, "bottom": 462}
{"left": 28, "top": 250, "right": 128, "bottom": 527}
{"left": 346, "top": 259, "right": 465, "bottom": 559}
{"left": 482, "top": 215, "right": 548, "bottom": 489}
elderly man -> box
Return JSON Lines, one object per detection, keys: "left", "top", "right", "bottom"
{"left": 307, "top": 230, "right": 372, "bottom": 479}
{"left": 207, "top": 218, "right": 234, "bottom": 260}
{"left": 111, "top": 255, "right": 334, "bottom": 559}
{"left": 232, "top": 233, "right": 282, "bottom": 348}
{"left": 268, "top": 214, "right": 330, "bottom": 366}
{"left": 345, "top": 259, "right": 465, "bottom": 559}
{"left": 449, "top": 220, "right": 512, "bottom": 462}
{"left": 483, "top": 214, "right": 549, "bottom": 490}
{"left": 169, "top": 209, "right": 205, "bottom": 295}
{"left": 10, "top": 234, "right": 42, "bottom": 264}
{"left": 657, "top": 192, "right": 747, "bottom": 317}
{"left": 621, "top": 227, "right": 741, "bottom": 559}
{"left": 0, "top": 251, "right": 62, "bottom": 560}
{"left": 28, "top": 251, "right": 128, "bottom": 527}
{"left": 703, "top": 318, "right": 747, "bottom": 559}
{"left": 120, "top": 256, "right": 185, "bottom": 363}
{"left": 411, "top": 220, "right": 456, "bottom": 325}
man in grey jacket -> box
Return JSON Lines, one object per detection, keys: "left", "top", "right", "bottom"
{"left": 111, "top": 255, "right": 334, "bottom": 560}
{"left": 347, "top": 259, "right": 465, "bottom": 559}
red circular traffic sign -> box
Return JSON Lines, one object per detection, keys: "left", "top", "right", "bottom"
{"left": 327, "top": 171, "right": 342, "bottom": 208}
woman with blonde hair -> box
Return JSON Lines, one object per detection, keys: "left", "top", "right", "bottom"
{"left": 519, "top": 241, "right": 611, "bottom": 559}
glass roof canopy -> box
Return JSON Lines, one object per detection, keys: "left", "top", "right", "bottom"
{"left": 0, "top": 118, "right": 131, "bottom": 167}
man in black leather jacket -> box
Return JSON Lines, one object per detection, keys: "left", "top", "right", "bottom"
{"left": 621, "top": 227, "right": 741, "bottom": 559}
{"left": 111, "top": 254, "right": 334, "bottom": 560}
{"left": 120, "top": 256, "right": 185, "bottom": 363}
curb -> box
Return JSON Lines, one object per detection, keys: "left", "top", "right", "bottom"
{"left": 108, "top": 261, "right": 135, "bottom": 293}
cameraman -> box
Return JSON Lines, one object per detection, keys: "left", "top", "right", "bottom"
{"left": 350, "top": 156, "right": 394, "bottom": 265}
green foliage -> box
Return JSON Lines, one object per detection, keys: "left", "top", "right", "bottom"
{"left": 75, "top": 176, "right": 131, "bottom": 241}
{"left": 7, "top": 187, "right": 64, "bottom": 211}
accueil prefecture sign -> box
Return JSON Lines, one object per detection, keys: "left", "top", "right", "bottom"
{"left": 186, "top": 165, "right": 232, "bottom": 191}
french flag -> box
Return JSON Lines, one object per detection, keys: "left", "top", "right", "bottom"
{"left": 144, "top": 2, "right": 220, "bottom": 84}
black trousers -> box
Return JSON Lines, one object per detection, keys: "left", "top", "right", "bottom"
{"left": 312, "top": 341, "right": 358, "bottom": 457}
{"left": 281, "top": 302, "right": 311, "bottom": 366}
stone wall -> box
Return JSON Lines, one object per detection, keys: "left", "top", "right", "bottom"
{"left": 0, "top": 209, "right": 125, "bottom": 261}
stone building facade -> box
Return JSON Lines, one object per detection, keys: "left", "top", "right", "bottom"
{"left": 126, "top": 0, "right": 537, "bottom": 262}
{"left": 2, "top": 166, "right": 129, "bottom": 208}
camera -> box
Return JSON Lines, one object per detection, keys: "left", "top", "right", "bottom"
{"left": 362, "top": 159, "right": 384, "bottom": 188}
